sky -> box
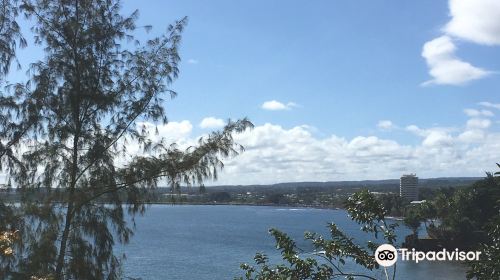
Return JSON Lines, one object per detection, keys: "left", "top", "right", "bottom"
{"left": 7, "top": 0, "right": 500, "bottom": 185}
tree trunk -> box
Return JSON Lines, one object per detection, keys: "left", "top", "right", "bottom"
{"left": 54, "top": 200, "right": 74, "bottom": 279}
{"left": 55, "top": 129, "right": 80, "bottom": 279}
{"left": 55, "top": 2, "right": 82, "bottom": 276}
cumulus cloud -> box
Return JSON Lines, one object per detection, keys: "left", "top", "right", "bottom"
{"left": 457, "top": 117, "right": 492, "bottom": 143}
{"left": 377, "top": 120, "right": 396, "bottom": 130}
{"left": 212, "top": 117, "right": 500, "bottom": 185}
{"left": 136, "top": 120, "right": 193, "bottom": 142}
{"left": 458, "top": 129, "right": 486, "bottom": 143}
{"left": 466, "top": 118, "right": 492, "bottom": 129}
{"left": 114, "top": 105, "right": 500, "bottom": 185}
{"left": 422, "top": 130, "right": 454, "bottom": 147}
{"left": 421, "top": 36, "right": 490, "bottom": 86}
{"left": 444, "top": 0, "right": 500, "bottom": 45}
{"left": 421, "top": 0, "right": 499, "bottom": 86}
{"left": 215, "top": 124, "right": 414, "bottom": 184}
{"left": 478, "top": 101, "right": 500, "bottom": 110}
{"left": 261, "top": 100, "right": 298, "bottom": 111}
{"left": 199, "top": 117, "right": 225, "bottom": 129}
{"left": 457, "top": 105, "right": 495, "bottom": 143}
{"left": 464, "top": 108, "right": 494, "bottom": 117}
{"left": 109, "top": 109, "right": 500, "bottom": 185}
{"left": 405, "top": 125, "right": 454, "bottom": 138}
{"left": 10, "top": 108, "right": 500, "bottom": 186}
{"left": 405, "top": 125, "right": 425, "bottom": 136}
{"left": 406, "top": 125, "right": 455, "bottom": 147}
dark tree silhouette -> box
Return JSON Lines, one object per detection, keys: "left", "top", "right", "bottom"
{"left": 0, "top": 0, "right": 26, "bottom": 75}
{"left": 0, "top": 0, "right": 252, "bottom": 279}
{"left": 466, "top": 163, "right": 500, "bottom": 280}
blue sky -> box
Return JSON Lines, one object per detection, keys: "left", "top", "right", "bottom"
{"left": 8, "top": 0, "right": 500, "bottom": 184}
{"left": 119, "top": 0, "right": 499, "bottom": 137}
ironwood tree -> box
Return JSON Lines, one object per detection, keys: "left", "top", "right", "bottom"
{"left": 0, "top": 0, "right": 252, "bottom": 279}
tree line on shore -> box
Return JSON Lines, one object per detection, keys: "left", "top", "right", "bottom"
{"left": 237, "top": 166, "right": 500, "bottom": 280}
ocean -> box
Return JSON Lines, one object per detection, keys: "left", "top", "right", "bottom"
{"left": 116, "top": 205, "right": 467, "bottom": 279}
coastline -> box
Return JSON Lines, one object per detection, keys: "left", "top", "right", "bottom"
{"left": 141, "top": 202, "right": 405, "bottom": 221}
{"left": 141, "top": 201, "right": 342, "bottom": 210}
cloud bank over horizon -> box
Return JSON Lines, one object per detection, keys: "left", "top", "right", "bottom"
{"left": 120, "top": 105, "right": 500, "bottom": 185}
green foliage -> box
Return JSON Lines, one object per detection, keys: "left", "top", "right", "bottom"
{"left": 265, "top": 193, "right": 288, "bottom": 205}
{"left": 209, "top": 191, "right": 231, "bottom": 202}
{"left": 403, "top": 207, "right": 422, "bottom": 237}
{"left": 0, "top": 0, "right": 26, "bottom": 75}
{"left": 378, "top": 194, "right": 407, "bottom": 217}
{"left": 466, "top": 163, "right": 500, "bottom": 279}
{"left": 345, "top": 190, "right": 397, "bottom": 244}
{"left": 426, "top": 170, "right": 499, "bottom": 248}
{"left": 466, "top": 216, "right": 500, "bottom": 280}
{"left": 237, "top": 190, "right": 397, "bottom": 280}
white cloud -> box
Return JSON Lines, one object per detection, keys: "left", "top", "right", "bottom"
{"left": 215, "top": 124, "right": 414, "bottom": 184}
{"left": 377, "top": 120, "right": 396, "bottom": 130}
{"left": 135, "top": 121, "right": 193, "bottom": 143}
{"left": 464, "top": 108, "right": 494, "bottom": 117}
{"left": 199, "top": 117, "right": 225, "bottom": 129}
{"left": 466, "top": 118, "right": 492, "bottom": 129}
{"left": 458, "top": 107, "right": 494, "bottom": 143}
{"left": 421, "top": 36, "right": 490, "bottom": 86}
{"left": 111, "top": 111, "right": 500, "bottom": 185}
{"left": 478, "top": 101, "right": 500, "bottom": 110}
{"left": 213, "top": 117, "right": 500, "bottom": 184}
{"left": 421, "top": 0, "right": 500, "bottom": 86}
{"left": 422, "top": 131, "right": 454, "bottom": 147}
{"left": 458, "top": 129, "right": 486, "bottom": 143}
{"left": 261, "top": 100, "right": 298, "bottom": 111}
{"left": 187, "top": 59, "right": 198, "bottom": 64}
{"left": 444, "top": 0, "right": 500, "bottom": 46}
{"left": 10, "top": 108, "right": 500, "bottom": 186}
{"left": 405, "top": 125, "right": 426, "bottom": 136}
{"left": 406, "top": 125, "right": 455, "bottom": 147}
{"left": 405, "top": 125, "right": 455, "bottom": 139}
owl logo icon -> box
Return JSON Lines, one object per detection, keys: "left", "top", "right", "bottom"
{"left": 375, "top": 244, "right": 398, "bottom": 267}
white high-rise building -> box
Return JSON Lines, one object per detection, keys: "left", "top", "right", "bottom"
{"left": 400, "top": 174, "right": 418, "bottom": 201}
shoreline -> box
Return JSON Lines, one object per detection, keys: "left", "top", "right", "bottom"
{"left": 141, "top": 202, "right": 405, "bottom": 221}
{"left": 141, "top": 201, "right": 343, "bottom": 210}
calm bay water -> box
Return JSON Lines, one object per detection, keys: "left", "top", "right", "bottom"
{"left": 116, "top": 205, "right": 467, "bottom": 279}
